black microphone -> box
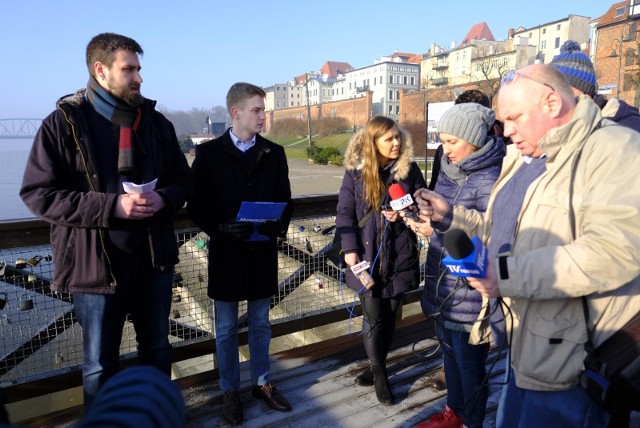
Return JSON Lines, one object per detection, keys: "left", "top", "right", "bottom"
{"left": 442, "top": 229, "right": 488, "bottom": 288}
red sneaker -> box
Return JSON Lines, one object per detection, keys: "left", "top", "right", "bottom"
{"left": 416, "top": 405, "right": 463, "bottom": 428}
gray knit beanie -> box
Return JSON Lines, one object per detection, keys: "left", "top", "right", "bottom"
{"left": 438, "top": 103, "right": 495, "bottom": 148}
{"left": 549, "top": 40, "right": 597, "bottom": 97}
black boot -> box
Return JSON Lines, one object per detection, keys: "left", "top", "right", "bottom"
{"left": 355, "top": 365, "right": 373, "bottom": 387}
{"left": 371, "top": 365, "right": 393, "bottom": 406}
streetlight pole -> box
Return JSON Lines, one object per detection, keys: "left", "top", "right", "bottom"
{"left": 422, "top": 75, "right": 432, "bottom": 182}
{"left": 609, "top": 24, "right": 636, "bottom": 99}
{"left": 305, "top": 73, "right": 312, "bottom": 151}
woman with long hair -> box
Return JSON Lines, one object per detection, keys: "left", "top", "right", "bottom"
{"left": 336, "top": 115, "right": 425, "bottom": 405}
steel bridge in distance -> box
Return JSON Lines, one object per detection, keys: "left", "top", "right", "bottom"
{"left": 0, "top": 119, "right": 42, "bottom": 139}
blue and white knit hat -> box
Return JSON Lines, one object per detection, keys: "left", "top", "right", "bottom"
{"left": 549, "top": 40, "right": 597, "bottom": 97}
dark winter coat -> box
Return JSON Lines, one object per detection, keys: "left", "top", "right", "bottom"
{"left": 20, "top": 90, "right": 194, "bottom": 294}
{"left": 601, "top": 97, "right": 640, "bottom": 133}
{"left": 421, "top": 137, "right": 505, "bottom": 325}
{"left": 336, "top": 129, "right": 426, "bottom": 298}
{"left": 187, "top": 130, "right": 292, "bottom": 302}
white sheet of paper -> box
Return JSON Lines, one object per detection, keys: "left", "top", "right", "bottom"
{"left": 122, "top": 178, "right": 158, "bottom": 195}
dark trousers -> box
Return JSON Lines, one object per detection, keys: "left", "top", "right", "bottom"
{"left": 359, "top": 294, "right": 402, "bottom": 367}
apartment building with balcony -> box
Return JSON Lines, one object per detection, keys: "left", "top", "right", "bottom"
{"left": 511, "top": 14, "right": 591, "bottom": 64}
{"left": 419, "top": 17, "right": 591, "bottom": 100}
{"left": 264, "top": 83, "right": 289, "bottom": 111}
{"left": 264, "top": 56, "right": 419, "bottom": 119}
{"left": 342, "top": 52, "right": 420, "bottom": 117}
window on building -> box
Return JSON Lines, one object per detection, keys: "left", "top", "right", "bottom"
{"left": 555, "top": 37, "right": 560, "bottom": 49}
{"left": 411, "top": 76, "right": 415, "bottom": 85}
{"left": 374, "top": 77, "right": 376, "bottom": 85}
{"left": 396, "top": 105, "right": 400, "bottom": 115}
{"left": 541, "top": 40, "right": 547, "bottom": 50}
{"left": 557, "top": 24, "right": 561, "bottom": 30}
{"left": 625, "top": 48, "right": 635, "bottom": 66}
{"left": 389, "top": 105, "right": 394, "bottom": 114}
{"left": 396, "top": 90, "right": 400, "bottom": 100}
{"left": 529, "top": 32, "right": 532, "bottom": 38}
{"left": 389, "top": 90, "right": 394, "bottom": 100}
{"left": 624, "top": 73, "right": 633, "bottom": 91}
{"left": 389, "top": 75, "right": 393, "bottom": 84}
{"left": 615, "top": 6, "right": 626, "bottom": 17}
{"left": 542, "top": 28, "right": 546, "bottom": 34}
{"left": 629, "top": 23, "right": 638, "bottom": 40}
{"left": 404, "top": 76, "right": 408, "bottom": 85}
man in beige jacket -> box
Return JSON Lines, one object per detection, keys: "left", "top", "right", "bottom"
{"left": 414, "top": 64, "right": 640, "bottom": 427}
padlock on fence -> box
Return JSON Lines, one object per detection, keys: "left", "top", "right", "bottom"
{"left": 27, "top": 255, "right": 43, "bottom": 267}
{"left": 14, "top": 258, "right": 27, "bottom": 269}
{"left": 0, "top": 292, "right": 7, "bottom": 310}
{"left": 0, "top": 261, "right": 6, "bottom": 276}
{"left": 19, "top": 294, "right": 34, "bottom": 311}
{"left": 27, "top": 274, "right": 37, "bottom": 283}
{"left": 1, "top": 314, "right": 10, "bottom": 325}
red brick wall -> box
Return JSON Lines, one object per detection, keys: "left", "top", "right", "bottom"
{"left": 399, "top": 81, "right": 500, "bottom": 126}
{"left": 265, "top": 92, "right": 373, "bottom": 132}
{"left": 595, "top": 23, "right": 639, "bottom": 105}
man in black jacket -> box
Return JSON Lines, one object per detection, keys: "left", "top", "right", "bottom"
{"left": 20, "top": 33, "right": 193, "bottom": 409}
{"left": 188, "top": 82, "right": 292, "bottom": 424}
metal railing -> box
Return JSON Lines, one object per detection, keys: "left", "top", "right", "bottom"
{"left": 0, "top": 195, "right": 427, "bottom": 403}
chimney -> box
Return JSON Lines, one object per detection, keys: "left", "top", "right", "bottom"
{"left": 508, "top": 28, "right": 515, "bottom": 39}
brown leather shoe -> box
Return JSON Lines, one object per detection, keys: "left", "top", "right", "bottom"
{"left": 251, "top": 383, "right": 292, "bottom": 412}
{"left": 222, "top": 390, "right": 243, "bottom": 424}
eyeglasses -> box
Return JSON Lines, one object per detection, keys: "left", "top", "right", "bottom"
{"left": 501, "top": 70, "right": 556, "bottom": 92}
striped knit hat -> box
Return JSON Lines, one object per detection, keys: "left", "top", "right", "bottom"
{"left": 549, "top": 40, "right": 597, "bottom": 97}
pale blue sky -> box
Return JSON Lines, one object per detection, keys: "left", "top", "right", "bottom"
{"left": 0, "top": 0, "right": 613, "bottom": 119}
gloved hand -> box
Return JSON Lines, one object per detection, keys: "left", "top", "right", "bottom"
{"left": 218, "top": 222, "right": 253, "bottom": 242}
{"left": 257, "top": 220, "right": 283, "bottom": 239}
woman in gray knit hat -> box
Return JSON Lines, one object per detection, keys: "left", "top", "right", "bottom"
{"left": 406, "top": 102, "right": 506, "bottom": 428}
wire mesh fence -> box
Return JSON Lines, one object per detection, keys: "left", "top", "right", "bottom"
{"left": 0, "top": 215, "right": 428, "bottom": 388}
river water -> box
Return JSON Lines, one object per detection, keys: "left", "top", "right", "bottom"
{"left": 0, "top": 138, "right": 35, "bottom": 221}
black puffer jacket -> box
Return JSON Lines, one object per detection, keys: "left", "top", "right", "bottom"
{"left": 20, "top": 90, "right": 194, "bottom": 294}
{"left": 422, "top": 137, "right": 505, "bottom": 324}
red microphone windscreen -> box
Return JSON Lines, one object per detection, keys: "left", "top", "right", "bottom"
{"left": 388, "top": 183, "right": 406, "bottom": 201}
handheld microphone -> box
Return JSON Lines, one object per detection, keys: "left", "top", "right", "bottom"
{"left": 351, "top": 260, "right": 375, "bottom": 290}
{"left": 442, "top": 229, "right": 487, "bottom": 278}
{"left": 388, "top": 183, "right": 419, "bottom": 221}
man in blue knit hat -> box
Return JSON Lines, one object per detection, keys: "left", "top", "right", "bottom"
{"left": 550, "top": 40, "right": 640, "bottom": 132}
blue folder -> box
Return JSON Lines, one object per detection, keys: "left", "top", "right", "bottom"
{"left": 236, "top": 202, "right": 287, "bottom": 241}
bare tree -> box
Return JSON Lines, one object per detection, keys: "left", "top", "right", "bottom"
{"left": 474, "top": 58, "right": 509, "bottom": 105}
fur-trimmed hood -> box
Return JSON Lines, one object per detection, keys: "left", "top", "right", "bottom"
{"left": 343, "top": 125, "right": 415, "bottom": 181}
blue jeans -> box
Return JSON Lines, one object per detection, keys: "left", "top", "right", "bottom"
{"left": 73, "top": 268, "right": 173, "bottom": 408}
{"left": 496, "top": 369, "right": 610, "bottom": 428}
{"left": 437, "top": 323, "right": 489, "bottom": 428}
{"left": 214, "top": 298, "right": 272, "bottom": 391}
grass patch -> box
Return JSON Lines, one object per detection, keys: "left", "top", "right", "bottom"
{"left": 267, "top": 133, "right": 353, "bottom": 160}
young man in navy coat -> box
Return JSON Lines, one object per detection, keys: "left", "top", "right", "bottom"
{"left": 188, "top": 82, "right": 293, "bottom": 425}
